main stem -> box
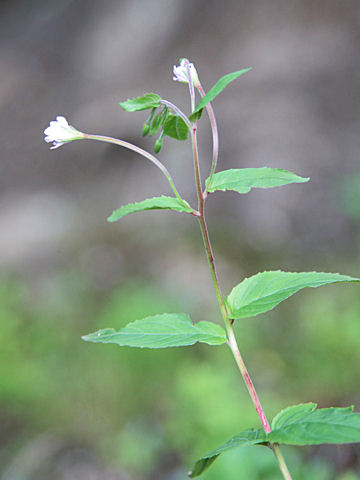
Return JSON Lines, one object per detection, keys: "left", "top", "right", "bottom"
{"left": 190, "top": 107, "right": 293, "bottom": 480}
{"left": 198, "top": 203, "right": 293, "bottom": 480}
{"left": 273, "top": 444, "right": 293, "bottom": 480}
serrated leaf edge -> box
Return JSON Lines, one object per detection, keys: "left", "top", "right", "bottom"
{"left": 227, "top": 270, "right": 360, "bottom": 319}
{"left": 206, "top": 167, "right": 310, "bottom": 193}
{"left": 107, "top": 195, "right": 194, "bottom": 222}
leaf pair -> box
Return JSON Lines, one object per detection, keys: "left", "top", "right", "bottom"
{"left": 107, "top": 167, "right": 309, "bottom": 222}
{"left": 82, "top": 272, "right": 359, "bottom": 350}
{"left": 189, "top": 403, "right": 360, "bottom": 477}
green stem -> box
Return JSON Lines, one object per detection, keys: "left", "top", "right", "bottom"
{"left": 82, "top": 133, "right": 187, "bottom": 207}
{"left": 197, "top": 83, "right": 219, "bottom": 195}
{"left": 273, "top": 444, "right": 293, "bottom": 480}
{"left": 188, "top": 75, "right": 293, "bottom": 479}
{"left": 160, "top": 100, "right": 192, "bottom": 129}
{"left": 198, "top": 207, "right": 293, "bottom": 480}
{"left": 226, "top": 324, "right": 271, "bottom": 432}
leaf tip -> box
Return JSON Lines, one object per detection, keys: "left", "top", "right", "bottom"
{"left": 107, "top": 212, "right": 117, "bottom": 223}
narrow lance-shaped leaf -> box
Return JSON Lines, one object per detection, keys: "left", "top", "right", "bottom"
{"left": 107, "top": 196, "right": 194, "bottom": 222}
{"left": 119, "top": 93, "right": 162, "bottom": 112}
{"left": 189, "top": 68, "right": 252, "bottom": 121}
{"left": 206, "top": 167, "right": 309, "bottom": 194}
{"left": 82, "top": 313, "right": 227, "bottom": 348}
{"left": 227, "top": 271, "right": 360, "bottom": 320}
{"left": 189, "top": 403, "right": 360, "bottom": 477}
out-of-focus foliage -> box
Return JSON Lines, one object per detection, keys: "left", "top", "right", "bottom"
{"left": 0, "top": 268, "right": 359, "bottom": 478}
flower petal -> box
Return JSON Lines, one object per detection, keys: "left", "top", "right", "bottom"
{"left": 43, "top": 116, "right": 83, "bottom": 149}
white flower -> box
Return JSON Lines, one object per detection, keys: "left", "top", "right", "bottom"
{"left": 44, "top": 116, "right": 84, "bottom": 149}
{"left": 173, "top": 58, "right": 199, "bottom": 87}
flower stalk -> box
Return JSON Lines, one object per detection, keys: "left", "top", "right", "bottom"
{"left": 82, "top": 134, "right": 185, "bottom": 205}
{"left": 44, "top": 118, "right": 187, "bottom": 207}
{"left": 196, "top": 83, "right": 219, "bottom": 195}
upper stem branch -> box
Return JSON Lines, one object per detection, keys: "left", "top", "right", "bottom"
{"left": 83, "top": 134, "right": 186, "bottom": 206}
{"left": 160, "top": 100, "right": 192, "bottom": 129}
{"left": 197, "top": 83, "right": 219, "bottom": 194}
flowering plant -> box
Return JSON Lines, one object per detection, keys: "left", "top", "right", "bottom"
{"left": 45, "top": 58, "right": 360, "bottom": 479}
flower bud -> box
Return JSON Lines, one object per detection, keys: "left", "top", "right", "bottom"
{"left": 142, "top": 122, "right": 150, "bottom": 136}
{"left": 154, "top": 134, "right": 164, "bottom": 153}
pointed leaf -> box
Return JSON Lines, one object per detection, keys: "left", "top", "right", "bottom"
{"left": 82, "top": 313, "right": 227, "bottom": 348}
{"left": 189, "top": 403, "right": 360, "bottom": 477}
{"left": 269, "top": 403, "right": 360, "bottom": 445}
{"left": 107, "top": 196, "right": 194, "bottom": 222}
{"left": 119, "top": 93, "right": 162, "bottom": 112}
{"left": 206, "top": 167, "right": 309, "bottom": 194}
{"left": 163, "top": 114, "right": 189, "bottom": 140}
{"left": 227, "top": 271, "right": 360, "bottom": 320}
{"left": 188, "top": 429, "right": 267, "bottom": 477}
{"left": 189, "top": 68, "right": 252, "bottom": 121}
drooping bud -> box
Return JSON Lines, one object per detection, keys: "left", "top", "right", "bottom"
{"left": 154, "top": 132, "right": 164, "bottom": 153}
{"left": 142, "top": 122, "right": 150, "bottom": 136}
{"left": 142, "top": 107, "right": 157, "bottom": 136}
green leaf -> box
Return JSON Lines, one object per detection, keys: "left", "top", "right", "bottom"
{"left": 189, "top": 403, "right": 360, "bottom": 477}
{"left": 188, "top": 429, "right": 267, "bottom": 477}
{"left": 269, "top": 403, "right": 360, "bottom": 445}
{"left": 82, "top": 313, "right": 227, "bottom": 348}
{"left": 206, "top": 167, "right": 309, "bottom": 194}
{"left": 227, "top": 271, "right": 360, "bottom": 320}
{"left": 163, "top": 114, "right": 189, "bottom": 140}
{"left": 119, "top": 93, "right": 162, "bottom": 112}
{"left": 107, "top": 196, "right": 193, "bottom": 222}
{"left": 189, "top": 68, "right": 252, "bottom": 121}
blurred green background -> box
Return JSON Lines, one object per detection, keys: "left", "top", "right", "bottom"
{"left": 1, "top": 0, "right": 360, "bottom": 478}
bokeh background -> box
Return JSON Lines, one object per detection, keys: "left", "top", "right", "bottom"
{"left": 1, "top": 1, "right": 360, "bottom": 478}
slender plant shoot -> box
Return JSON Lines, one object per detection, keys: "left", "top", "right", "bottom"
{"left": 44, "top": 59, "right": 360, "bottom": 479}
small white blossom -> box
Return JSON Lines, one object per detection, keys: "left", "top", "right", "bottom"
{"left": 173, "top": 58, "right": 199, "bottom": 87}
{"left": 44, "top": 116, "right": 84, "bottom": 149}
